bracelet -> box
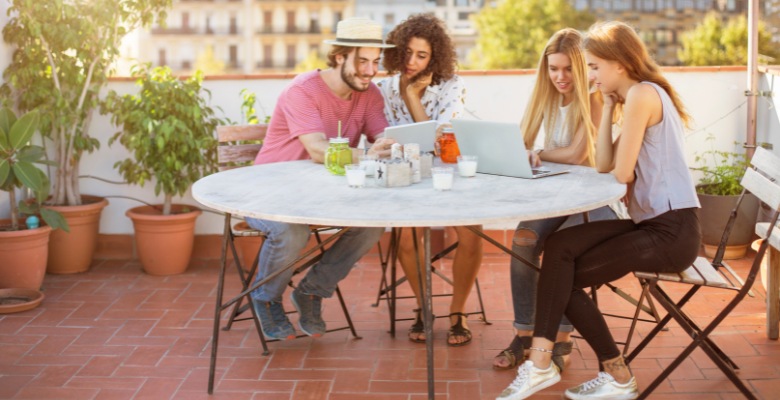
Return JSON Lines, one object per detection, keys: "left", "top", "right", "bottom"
{"left": 528, "top": 346, "right": 553, "bottom": 354}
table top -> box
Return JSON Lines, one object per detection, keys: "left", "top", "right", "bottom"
{"left": 192, "top": 160, "right": 625, "bottom": 227}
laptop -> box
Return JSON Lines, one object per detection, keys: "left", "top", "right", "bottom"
{"left": 382, "top": 120, "right": 437, "bottom": 153}
{"left": 450, "top": 119, "right": 569, "bottom": 179}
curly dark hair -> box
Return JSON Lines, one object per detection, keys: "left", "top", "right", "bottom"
{"left": 382, "top": 13, "right": 457, "bottom": 86}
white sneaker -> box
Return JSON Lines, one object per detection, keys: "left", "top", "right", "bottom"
{"left": 564, "top": 372, "right": 639, "bottom": 399}
{"left": 496, "top": 360, "right": 561, "bottom": 400}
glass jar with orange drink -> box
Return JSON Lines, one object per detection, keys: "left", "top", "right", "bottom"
{"left": 437, "top": 127, "right": 460, "bottom": 163}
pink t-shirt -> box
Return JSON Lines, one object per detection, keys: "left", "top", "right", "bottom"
{"left": 254, "top": 70, "right": 388, "bottom": 164}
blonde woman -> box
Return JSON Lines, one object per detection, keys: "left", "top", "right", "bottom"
{"left": 497, "top": 21, "right": 701, "bottom": 400}
{"left": 493, "top": 28, "right": 617, "bottom": 371}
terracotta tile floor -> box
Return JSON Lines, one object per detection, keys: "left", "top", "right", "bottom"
{"left": 1, "top": 250, "right": 779, "bottom": 399}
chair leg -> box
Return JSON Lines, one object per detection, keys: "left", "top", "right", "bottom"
{"left": 334, "top": 286, "right": 361, "bottom": 339}
{"left": 637, "top": 281, "right": 756, "bottom": 400}
{"left": 471, "top": 278, "right": 491, "bottom": 324}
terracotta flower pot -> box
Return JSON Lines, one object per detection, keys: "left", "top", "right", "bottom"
{"left": 0, "top": 222, "right": 52, "bottom": 290}
{"left": 45, "top": 195, "right": 109, "bottom": 274}
{"left": 126, "top": 205, "right": 201, "bottom": 276}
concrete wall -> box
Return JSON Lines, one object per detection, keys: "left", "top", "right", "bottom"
{"left": 1, "top": 67, "right": 775, "bottom": 235}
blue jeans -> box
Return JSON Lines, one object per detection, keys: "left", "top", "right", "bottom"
{"left": 245, "top": 218, "right": 384, "bottom": 302}
{"left": 510, "top": 206, "right": 617, "bottom": 332}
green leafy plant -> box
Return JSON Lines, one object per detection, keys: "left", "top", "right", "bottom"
{"left": 103, "top": 64, "right": 223, "bottom": 215}
{"left": 691, "top": 140, "right": 749, "bottom": 196}
{"left": 0, "top": 108, "right": 67, "bottom": 231}
{"left": 1, "top": 0, "right": 170, "bottom": 206}
{"left": 239, "top": 89, "right": 270, "bottom": 125}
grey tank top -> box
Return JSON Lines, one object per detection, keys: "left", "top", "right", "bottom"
{"left": 628, "top": 81, "right": 700, "bottom": 223}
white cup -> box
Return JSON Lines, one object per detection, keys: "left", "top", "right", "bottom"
{"left": 457, "top": 155, "right": 478, "bottom": 177}
{"left": 359, "top": 154, "right": 378, "bottom": 177}
{"left": 432, "top": 166, "right": 454, "bottom": 191}
{"left": 345, "top": 164, "right": 366, "bottom": 188}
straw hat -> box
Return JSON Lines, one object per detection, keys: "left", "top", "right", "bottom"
{"left": 323, "top": 17, "right": 394, "bottom": 48}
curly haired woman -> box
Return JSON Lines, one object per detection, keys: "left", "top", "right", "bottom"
{"left": 377, "top": 13, "right": 480, "bottom": 347}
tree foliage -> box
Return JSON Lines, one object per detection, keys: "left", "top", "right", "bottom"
{"left": 294, "top": 50, "right": 328, "bottom": 73}
{"left": 679, "top": 12, "right": 780, "bottom": 66}
{"left": 470, "top": 0, "right": 594, "bottom": 69}
{"left": 194, "top": 46, "right": 226, "bottom": 75}
{"left": 1, "top": 0, "right": 171, "bottom": 206}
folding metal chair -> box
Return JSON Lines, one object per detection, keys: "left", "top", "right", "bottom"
{"left": 372, "top": 227, "right": 490, "bottom": 337}
{"left": 625, "top": 146, "right": 780, "bottom": 399}
{"left": 208, "top": 124, "right": 359, "bottom": 394}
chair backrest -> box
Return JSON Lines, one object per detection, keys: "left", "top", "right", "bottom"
{"left": 217, "top": 124, "right": 268, "bottom": 171}
{"left": 744, "top": 147, "right": 780, "bottom": 234}
{"left": 711, "top": 147, "right": 780, "bottom": 265}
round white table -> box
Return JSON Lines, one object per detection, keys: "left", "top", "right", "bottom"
{"left": 193, "top": 160, "right": 625, "bottom": 399}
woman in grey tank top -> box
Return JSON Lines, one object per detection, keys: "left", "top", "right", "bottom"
{"left": 496, "top": 21, "right": 701, "bottom": 400}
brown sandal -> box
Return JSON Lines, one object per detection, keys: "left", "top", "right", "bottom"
{"left": 408, "top": 308, "right": 433, "bottom": 343}
{"left": 446, "top": 312, "right": 472, "bottom": 347}
{"left": 493, "top": 335, "right": 532, "bottom": 370}
{"left": 552, "top": 340, "right": 573, "bottom": 372}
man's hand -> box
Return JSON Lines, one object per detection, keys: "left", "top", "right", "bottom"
{"left": 368, "top": 137, "right": 397, "bottom": 159}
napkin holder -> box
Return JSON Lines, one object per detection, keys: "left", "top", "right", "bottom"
{"left": 377, "top": 159, "right": 412, "bottom": 187}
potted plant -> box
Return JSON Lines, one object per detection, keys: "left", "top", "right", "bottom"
{"left": 692, "top": 142, "right": 759, "bottom": 259}
{"left": 103, "top": 64, "right": 222, "bottom": 275}
{"left": 0, "top": 107, "right": 67, "bottom": 293}
{"left": 1, "top": 0, "right": 170, "bottom": 274}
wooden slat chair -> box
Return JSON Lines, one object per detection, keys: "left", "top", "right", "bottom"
{"left": 755, "top": 220, "right": 780, "bottom": 339}
{"left": 372, "top": 228, "right": 490, "bottom": 338}
{"left": 208, "top": 124, "right": 359, "bottom": 394}
{"left": 624, "top": 146, "right": 780, "bottom": 400}
{"left": 753, "top": 146, "right": 780, "bottom": 340}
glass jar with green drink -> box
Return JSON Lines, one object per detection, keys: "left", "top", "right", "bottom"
{"left": 324, "top": 137, "right": 352, "bottom": 175}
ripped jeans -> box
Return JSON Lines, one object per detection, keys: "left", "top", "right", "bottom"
{"left": 510, "top": 206, "right": 617, "bottom": 332}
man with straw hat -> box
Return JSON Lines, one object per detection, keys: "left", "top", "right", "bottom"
{"left": 247, "top": 17, "right": 397, "bottom": 341}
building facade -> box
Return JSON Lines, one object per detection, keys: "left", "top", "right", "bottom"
{"left": 132, "top": 0, "right": 766, "bottom": 74}
{"left": 137, "top": 0, "right": 354, "bottom": 75}
{"left": 573, "top": 0, "right": 752, "bottom": 65}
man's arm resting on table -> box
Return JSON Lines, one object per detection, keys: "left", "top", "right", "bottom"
{"left": 298, "top": 132, "right": 396, "bottom": 163}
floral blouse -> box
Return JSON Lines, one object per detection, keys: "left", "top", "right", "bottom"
{"left": 376, "top": 74, "right": 466, "bottom": 127}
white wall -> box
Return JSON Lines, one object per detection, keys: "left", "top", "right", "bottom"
{"left": 1, "top": 68, "right": 775, "bottom": 234}
{"left": 0, "top": 1, "right": 13, "bottom": 220}
{"left": 758, "top": 71, "right": 780, "bottom": 149}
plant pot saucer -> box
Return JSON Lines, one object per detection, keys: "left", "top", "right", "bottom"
{"left": 0, "top": 288, "right": 45, "bottom": 314}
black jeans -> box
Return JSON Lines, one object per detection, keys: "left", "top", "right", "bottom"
{"left": 532, "top": 208, "right": 701, "bottom": 361}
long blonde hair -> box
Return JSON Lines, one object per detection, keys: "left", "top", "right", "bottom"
{"left": 521, "top": 28, "right": 596, "bottom": 166}
{"left": 583, "top": 21, "right": 692, "bottom": 128}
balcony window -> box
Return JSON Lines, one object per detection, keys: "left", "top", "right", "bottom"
{"left": 613, "top": 0, "right": 631, "bottom": 10}
{"left": 263, "top": 45, "right": 273, "bottom": 68}
{"left": 263, "top": 11, "right": 273, "bottom": 33}
{"left": 230, "top": 16, "right": 237, "bottom": 34}
{"left": 677, "top": 0, "right": 694, "bottom": 9}
{"left": 286, "top": 44, "right": 296, "bottom": 68}
{"left": 229, "top": 45, "right": 238, "bottom": 66}
{"left": 158, "top": 49, "right": 166, "bottom": 66}
{"left": 287, "top": 11, "right": 295, "bottom": 34}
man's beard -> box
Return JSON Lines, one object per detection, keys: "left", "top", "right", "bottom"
{"left": 340, "top": 62, "right": 370, "bottom": 92}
